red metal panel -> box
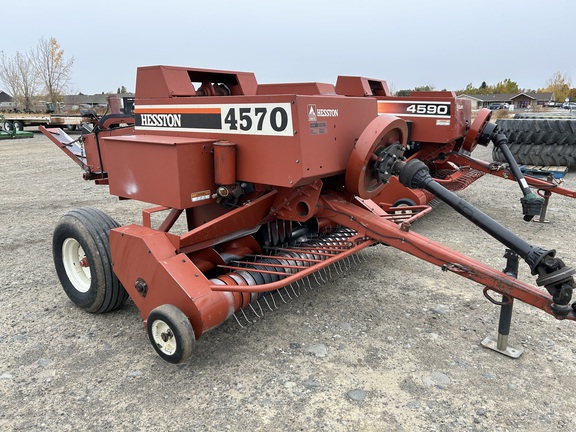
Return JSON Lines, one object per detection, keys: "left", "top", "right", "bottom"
{"left": 132, "top": 94, "right": 378, "bottom": 188}
{"left": 109, "top": 226, "right": 242, "bottom": 337}
{"left": 135, "top": 65, "right": 258, "bottom": 99}
{"left": 293, "top": 96, "right": 378, "bottom": 184}
{"left": 257, "top": 82, "right": 336, "bottom": 95}
{"left": 335, "top": 76, "right": 391, "bottom": 97}
{"left": 101, "top": 135, "right": 217, "bottom": 209}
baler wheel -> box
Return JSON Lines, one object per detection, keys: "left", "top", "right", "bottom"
{"left": 53, "top": 208, "right": 128, "bottom": 313}
{"left": 345, "top": 115, "right": 408, "bottom": 199}
{"left": 147, "top": 305, "right": 195, "bottom": 364}
{"left": 463, "top": 108, "right": 492, "bottom": 152}
{"left": 391, "top": 198, "right": 417, "bottom": 214}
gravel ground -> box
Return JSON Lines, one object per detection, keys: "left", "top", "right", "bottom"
{"left": 1, "top": 130, "right": 576, "bottom": 431}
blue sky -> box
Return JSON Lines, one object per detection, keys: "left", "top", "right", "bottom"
{"left": 1, "top": 0, "right": 574, "bottom": 94}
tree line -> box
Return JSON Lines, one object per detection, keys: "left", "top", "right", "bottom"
{"left": 0, "top": 37, "right": 74, "bottom": 113}
{"left": 3, "top": 38, "right": 574, "bottom": 110}
{"left": 396, "top": 72, "right": 575, "bottom": 102}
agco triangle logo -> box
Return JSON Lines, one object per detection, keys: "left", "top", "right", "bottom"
{"left": 307, "top": 104, "right": 317, "bottom": 122}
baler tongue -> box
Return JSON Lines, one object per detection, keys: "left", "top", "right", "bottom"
{"left": 398, "top": 158, "right": 575, "bottom": 316}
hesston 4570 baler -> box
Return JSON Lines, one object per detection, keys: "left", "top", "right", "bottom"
{"left": 41, "top": 66, "right": 576, "bottom": 363}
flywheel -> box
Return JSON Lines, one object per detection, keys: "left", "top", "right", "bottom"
{"left": 345, "top": 115, "right": 408, "bottom": 199}
{"left": 462, "top": 108, "right": 492, "bottom": 152}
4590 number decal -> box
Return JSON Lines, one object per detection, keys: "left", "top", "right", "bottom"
{"left": 377, "top": 101, "right": 451, "bottom": 118}
{"left": 405, "top": 104, "right": 449, "bottom": 116}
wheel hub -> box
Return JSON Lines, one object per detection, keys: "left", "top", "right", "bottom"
{"left": 161, "top": 329, "right": 174, "bottom": 343}
{"left": 61, "top": 238, "right": 91, "bottom": 293}
{"left": 151, "top": 319, "right": 177, "bottom": 355}
{"left": 371, "top": 142, "right": 405, "bottom": 184}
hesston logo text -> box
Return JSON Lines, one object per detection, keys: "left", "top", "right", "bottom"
{"left": 317, "top": 108, "right": 339, "bottom": 117}
{"left": 140, "top": 113, "right": 182, "bottom": 127}
{"left": 308, "top": 105, "right": 339, "bottom": 122}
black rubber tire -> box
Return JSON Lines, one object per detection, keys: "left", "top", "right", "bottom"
{"left": 390, "top": 198, "right": 418, "bottom": 215}
{"left": 492, "top": 142, "right": 576, "bottom": 167}
{"left": 53, "top": 208, "right": 128, "bottom": 313}
{"left": 3, "top": 121, "right": 14, "bottom": 132}
{"left": 13, "top": 120, "right": 24, "bottom": 132}
{"left": 496, "top": 119, "right": 576, "bottom": 145}
{"left": 493, "top": 119, "right": 576, "bottom": 166}
{"left": 392, "top": 198, "right": 417, "bottom": 207}
{"left": 514, "top": 112, "right": 576, "bottom": 119}
{"left": 147, "top": 305, "right": 195, "bottom": 364}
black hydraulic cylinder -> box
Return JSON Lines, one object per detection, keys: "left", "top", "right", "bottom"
{"left": 398, "top": 159, "right": 553, "bottom": 273}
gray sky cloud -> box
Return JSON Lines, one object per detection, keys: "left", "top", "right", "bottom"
{"left": 2, "top": 0, "right": 574, "bottom": 94}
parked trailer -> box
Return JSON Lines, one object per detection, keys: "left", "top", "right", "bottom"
{"left": 1, "top": 113, "right": 92, "bottom": 132}
{"left": 0, "top": 114, "right": 34, "bottom": 139}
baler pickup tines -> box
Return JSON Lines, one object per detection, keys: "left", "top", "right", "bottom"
{"left": 209, "top": 230, "right": 374, "bottom": 293}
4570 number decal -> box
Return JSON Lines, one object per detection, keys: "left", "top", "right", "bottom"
{"left": 135, "top": 103, "right": 294, "bottom": 136}
{"left": 224, "top": 105, "right": 290, "bottom": 134}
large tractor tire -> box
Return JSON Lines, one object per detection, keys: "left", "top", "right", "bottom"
{"left": 514, "top": 112, "right": 576, "bottom": 119}
{"left": 492, "top": 119, "right": 576, "bottom": 166}
{"left": 53, "top": 208, "right": 128, "bottom": 313}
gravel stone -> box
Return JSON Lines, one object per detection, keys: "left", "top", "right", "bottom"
{"left": 303, "top": 379, "right": 321, "bottom": 389}
{"left": 347, "top": 389, "right": 366, "bottom": 402}
{"left": 422, "top": 371, "right": 451, "bottom": 386}
{"left": 307, "top": 344, "right": 328, "bottom": 358}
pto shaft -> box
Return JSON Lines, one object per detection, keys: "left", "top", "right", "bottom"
{"left": 397, "top": 158, "right": 576, "bottom": 314}
{"left": 398, "top": 159, "right": 552, "bottom": 270}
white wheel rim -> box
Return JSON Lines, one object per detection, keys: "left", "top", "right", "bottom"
{"left": 62, "top": 238, "right": 91, "bottom": 293}
{"left": 393, "top": 203, "right": 414, "bottom": 215}
{"left": 151, "top": 319, "right": 177, "bottom": 355}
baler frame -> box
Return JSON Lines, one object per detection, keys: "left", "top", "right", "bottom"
{"left": 41, "top": 65, "right": 576, "bottom": 363}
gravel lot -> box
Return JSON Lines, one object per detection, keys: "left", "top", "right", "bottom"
{"left": 1, "top": 130, "right": 576, "bottom": 431}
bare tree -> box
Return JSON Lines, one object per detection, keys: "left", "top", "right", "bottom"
{"left": 16, "top": 51, "right": 41, "bottom": 112}
{"left": 31, "top": 37, "right": 74, "bottom": 113}
{"left": 0, "top": 51, "right": 21, "bottom": 109}
{"left": 1, "top": 51, "right": 41, "bottom": 112}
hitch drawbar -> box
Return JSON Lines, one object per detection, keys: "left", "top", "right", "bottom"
{"left": 398, "top": 158, "right": 576, "bottom": 316}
